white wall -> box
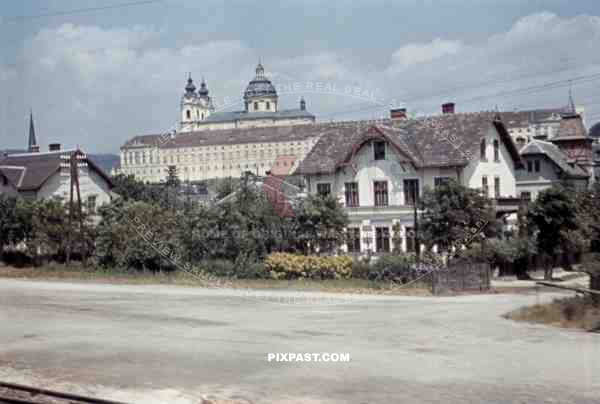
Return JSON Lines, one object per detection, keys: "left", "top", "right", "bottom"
{"left": 37, "top": 165, "right": 112, "bottom": 210}
{"left": 462, "top": 125, "right": 518, "bottom": 198}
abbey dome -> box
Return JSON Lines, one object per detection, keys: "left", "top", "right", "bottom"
{"left": 179, "top": 62, "right": 315, "bottom": 132}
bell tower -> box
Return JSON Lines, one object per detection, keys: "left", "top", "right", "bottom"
{"left": 180, "top": 74, "right": 213, "bottom": 132}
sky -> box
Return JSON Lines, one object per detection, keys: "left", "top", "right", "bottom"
{"left": 1, "top": 0, "right": 600, "bottom": 153}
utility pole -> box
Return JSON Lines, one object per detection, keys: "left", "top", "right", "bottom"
{"left": 65, "top": 152, "right": 84, "bottom": 266}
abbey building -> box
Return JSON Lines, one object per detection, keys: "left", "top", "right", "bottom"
{"left": 120, "top": 63, "right": 319, "bottom": 183}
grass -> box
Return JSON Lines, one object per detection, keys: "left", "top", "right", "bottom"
{"left": 505, "top": 295, "right": 600, "bottom": 332}
{"left": 0, "top": 264, "right": 432, "bottom": 296}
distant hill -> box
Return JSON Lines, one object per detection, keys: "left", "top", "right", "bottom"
{"left": 88, "top": 154, "right": 120, "bottom": 174}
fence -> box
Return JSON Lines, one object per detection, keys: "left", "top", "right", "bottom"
{"left": 431, "top": 261, "right": 491, "bottom": 295}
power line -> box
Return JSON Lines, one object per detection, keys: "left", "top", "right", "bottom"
{"left": 1, "top": 0, "right": 164, "bottom": 23}
{"left": 319, "top": 71, "right": 600, "bottom": 119}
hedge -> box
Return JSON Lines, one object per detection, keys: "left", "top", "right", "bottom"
{"left": 264, "top": 253, "right": 352, "bottom": 280}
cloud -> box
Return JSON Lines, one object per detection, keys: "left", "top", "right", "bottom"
{"left": 2, "top": 11, "right": 600, "bottom": 153}
{"left": 389, "top": 38, "right": 464, "bottom": 70}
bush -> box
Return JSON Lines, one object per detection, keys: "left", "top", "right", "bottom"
{"left": 368, "top": 254, "right": 418, "bottom": 282}
{"left": 351, "top": 257, "right": 371, "bottom": 279}
{"left": 264, "top": 253, "right": 352, "bottom": 280}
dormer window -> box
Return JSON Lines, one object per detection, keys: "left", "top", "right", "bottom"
{"left": 373, "top": 141, "right": 386, "bottom": 160}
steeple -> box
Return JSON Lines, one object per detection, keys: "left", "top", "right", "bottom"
{"left": 567, "top": 83, "right": 576, "bottom": 115}
{"left": 28, "top": 110, "right": 37, "bottom": 150}
{"left": 198, "top": 76, "right": 209, "bottom": 98}
{"left": 185, "top": 73, "right": 196, "bottom": 95}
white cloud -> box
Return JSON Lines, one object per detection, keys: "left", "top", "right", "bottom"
{"left": 3, "top": 12, "right": 600, "bottom": 153}
{"left": 389, "top": 38, "right": 464, "bottom": 70}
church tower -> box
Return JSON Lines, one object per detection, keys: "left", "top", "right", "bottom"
{"left": 180, "top": 74, "right": 212, "bottom": 132}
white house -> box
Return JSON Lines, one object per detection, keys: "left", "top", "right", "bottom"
{"left": 295, "top": 111, "right": 523, "bottom": 255}
{"left": 0, "top": 146, "right": 113, "bottom": 213}
{"left": 516, "top": 139, "right": 589, "bottom": 200}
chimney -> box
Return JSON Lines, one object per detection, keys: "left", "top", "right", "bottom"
{"left": 390, "top": 108, "right": 407, "bottom": 120}
{"left": 29, "top": 145, "right": 40, "bottom": 153}
{"left": 49, "top": 143, "right": 61, "bottom": 151}
{"left": 442, "top": 102, "right": 455, "bottom": 114}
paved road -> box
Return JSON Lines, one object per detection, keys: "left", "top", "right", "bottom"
{"left": 0, "top": 280, "right": 599, "bottom": 404}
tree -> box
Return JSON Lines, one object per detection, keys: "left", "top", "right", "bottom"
{"left": 294, "top": 194, "right": 349, "bottom": 255}
{"left": 0, "top": 195, "right": 30, "bottom": 253}
{"left": 419, "top": 180, "right": 496, "bottom": 254}
{"left": 95, "top": 199, "right": 180, "bottom": 271}
{"left": 527, "top": 186, "right": 579, "bottom": 279}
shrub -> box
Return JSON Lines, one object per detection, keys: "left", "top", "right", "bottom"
{"left": 264, "top": 253, "right": 352, "bottom": 280}
{"left": 369, "top": 254, "right": 417, "bottom": 282}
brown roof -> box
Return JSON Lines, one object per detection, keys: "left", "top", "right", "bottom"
{"left": 0, "top": 149, "right": 113, "bottom": 192}
{"left": 122, "top": 124, "right": 324, "bottom": 150}
{"left": 552, "top": 114, "right": 590, "bottom": 141}
{"left": 495, "top": 108, "right": 566, "bottom": 128}
{"left": 296, "top": 113, "right": 522, "bottom": 175}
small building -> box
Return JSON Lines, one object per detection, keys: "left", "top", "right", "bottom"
{"left": 0, "top": 146, "right": 113, "bottom": 213}
{"left": 516, "top": 139, "right": 589, "bottom": 200}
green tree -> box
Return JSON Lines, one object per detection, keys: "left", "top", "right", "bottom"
{"left": 528, "top": 186, "right": 579, "bottom": 279}
{"left": 0, "top": 195, "right": 30, "bottom": 253}
{"left": 294, "top": 194, "right": 349, "bottom": 255}
{"left": 95, "top": 199, "right": 180, "bottom": 271}
{"left": 419, "top": 180, "right": 496, "bottom": 253}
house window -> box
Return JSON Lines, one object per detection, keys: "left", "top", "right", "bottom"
{"left": 493, "top": 140, "right": 500, "bottom": 162}
{"left": 346, "top": 228, "right": 361, "bottom": 253}
{"left": 434, "top": 177, "right": 450, "bottom": 188}
{"left": 254, "top": 101, "right": 259, "bottom": 110}
{"left": 403, "top": 179, "right": 419, "bottom": 205}
{"left": 375, "top": 227, "right": 390, "bottom": 253}
{"left": 317, "top": 183, "right": 331, "bottom": 197}
{"left": 494, "top": 177, "right": 500, "bottom": 198}
{"left": 482, "top": 176, "right": 488, "bottom": 196}
{"left": 534, "top": 159, "right": 540, "bottom": 172}
{"left": 405, "top": 227, "right": 415, "bottom": 252}
{"left": 374, "top": 181, "right": 388, "bottom": 207}
{"left": 373, "top": 141, "right": 386, "bottom": 160}
{"left": 266, "top": 101, "right": 270, "bottom": 110}
{"left": 87, "top": 195, "right": 97, "bottom": 214}
{"left": 480, "top": 139, "right": 487, "bottom": 161}
{"left": 345, "top": 182, "right": 359, "bottom": 207}
{"left": 520, "top": 191, "right": 532, "bottom": 201}
{"left": 527, "top": 160, "right": 533, "bottom": 172}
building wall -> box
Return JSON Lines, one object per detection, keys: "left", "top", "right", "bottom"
{"left": 37, "top": 166, "right": 112, "bottom": 210}
{"left": 462, "top": 125, "right": 518, "bottom": 198}
{"left": 120, "top": 137, "right": 320, "bottom": 183}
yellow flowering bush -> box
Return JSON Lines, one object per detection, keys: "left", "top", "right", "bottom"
{"left": 264, "top": 253, "right": 352, "bottom": 280}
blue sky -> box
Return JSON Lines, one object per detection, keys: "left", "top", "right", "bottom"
{"left": 1, "top": 0, "right": 600, "bottom": 153}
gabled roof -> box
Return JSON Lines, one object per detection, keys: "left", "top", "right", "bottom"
{"left": 520, "top": 139, "right": 588, "bottom": 178}
{"left": 0, "top": 149, "right": 113, "bottom": 192}
{"left": 295, "top": 112, "right": 522, "bottom": 175}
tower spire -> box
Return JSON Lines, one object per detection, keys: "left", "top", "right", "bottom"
{"left": 568, "top": 82, "right": 576, "bottom": 114}
{"left": 28, "top": 109, "right": 37, "bottom": 150}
